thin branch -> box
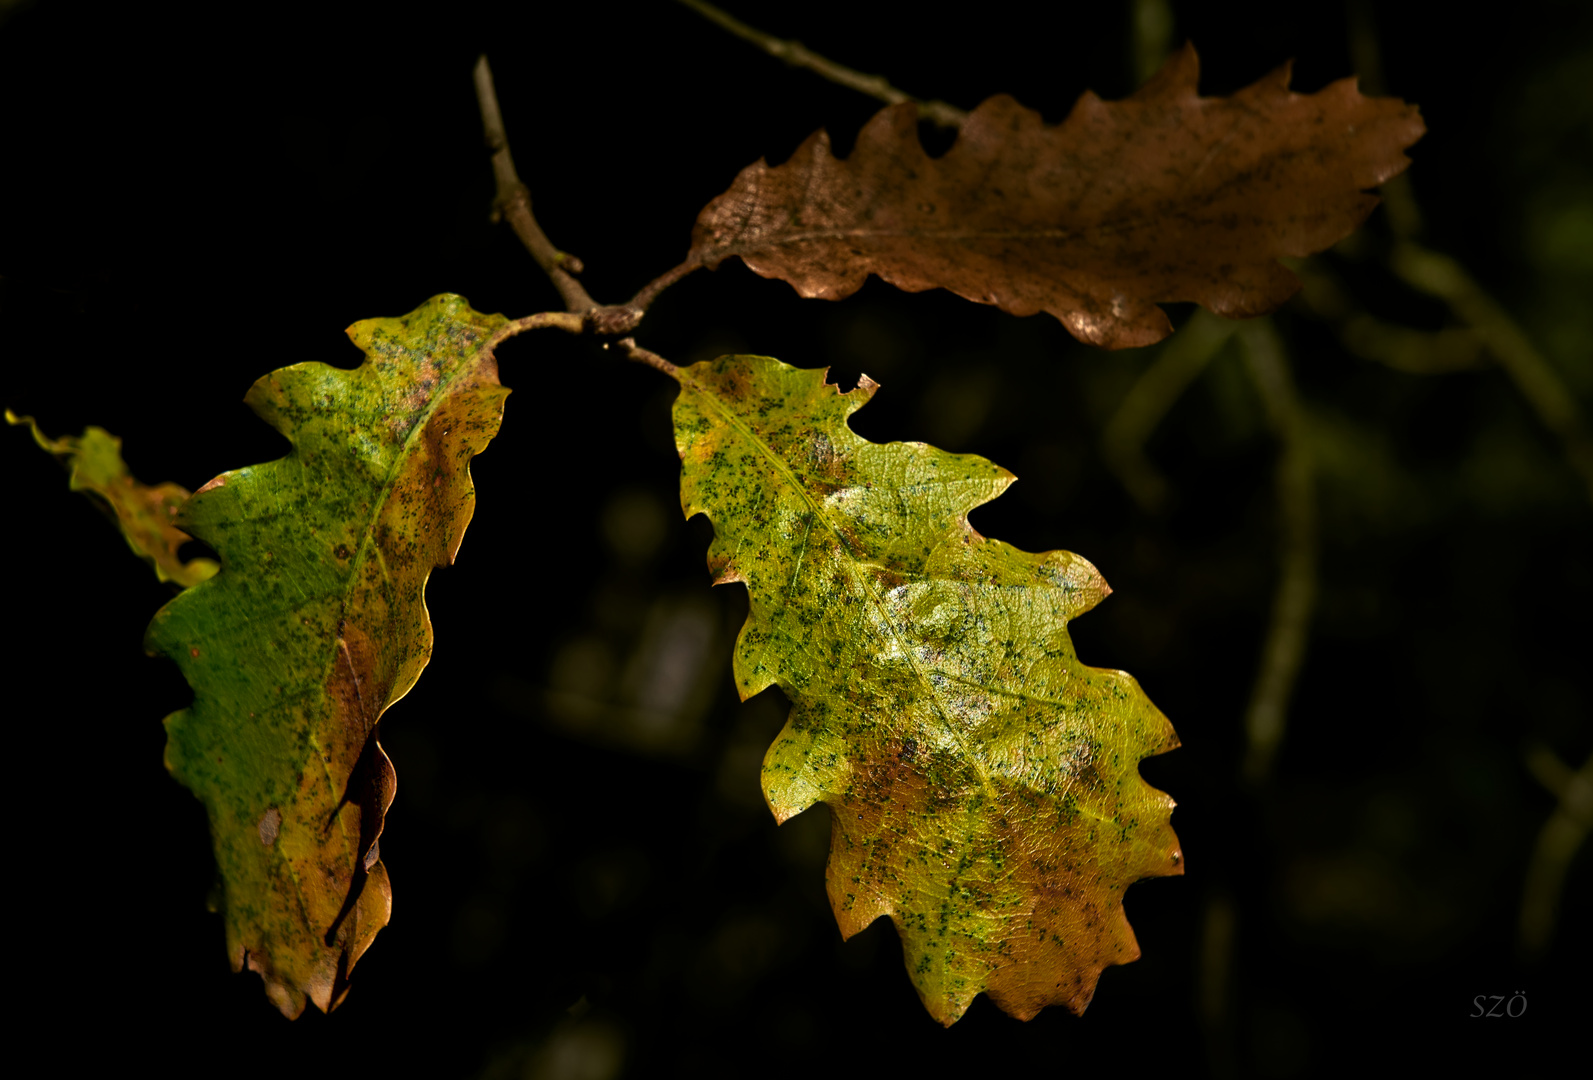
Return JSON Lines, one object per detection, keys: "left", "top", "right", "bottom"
{"left": 484, "top": 310, "right": 585, "bottom": 353}
{"left": 1390, "top": 241, "right": 1593, "bottom": 504}
{"left": 1526, "top": 742, "right": 1577, "bottom": 796}
{"left": 1341, "top": 8, "right": 1593, "bottom": 504}
{"left": 1237, "top": 319, "right": 1319, "bottom": 785}
{"left": 1519, "top": 746, "right": 1593, "bottom": 957}
{"left": 474, "top": 56, "right": 698, "bottom": 338}
{"left": 1101, "top": 309, "right": 1236, "bottom": 512}
{"left": 609, "top": 337, "right": 678, "bottom": 378}
{"left": 474, "top": 56, "right": 601, "bottom": 318}
{"left": 675, "top": 0, "right": 968, "bottom": 129}
{"left": 1340, "top": 315, "right": 1483, "bottom": 374}
{"left": 1289, "top": 257, "right": 1483, "bottom": 374}
{"left": 626, "top": 257, "right": 705, "bottom": 315}
{"left": 483, "top": 312, "right": 681, "bottom": 381}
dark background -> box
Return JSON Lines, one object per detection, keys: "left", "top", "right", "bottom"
{"left": 2, "top": 0, "right": 1588, "bottom": 1076}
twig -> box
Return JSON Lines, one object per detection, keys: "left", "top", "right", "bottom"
{"left": 1280, "top": 261, "right": 1478, "bottom": 375}
{"left": 1101, "top": 309, "right": 1236, "bottom": 512}
{"left": 1339, "top": 315, "right": 1483, "bottom": 374}
{"left": 675, "top": 0, "right": 968, "bottom": 129}
{"left": 486, "top": 310, "right": 682, "bottom": 382}
{"left": 1342, "top": 7, "right": 1592, "bottom": 499}
{"left": 1288, "top": 257, "right": 1483, "bottom": 374}
{"left": 625, "top": 258, "right": 704, "bottom": 316}
{"left": 1390, "top": 242, "right": 1593, "bottom": 504}
{"left": 474, "top": 56, "right": 693, "bottom": 348}
{"left": 608, "top": 337, "right": 678, "bottom": 378}
{"left": 496, "top": 310, "right": 585, "bottom": 342}
{"left": 1237, "top": 319, "right": 1319, "bottom": 785}
{"left": 474, "top": 56, "right": 600, "bottom": 318}
{"left": 479, "top": 310, "right": 586, "bottom": 356}
{"left": 1519, "top": 746, "right": 1593, "bottom": 957}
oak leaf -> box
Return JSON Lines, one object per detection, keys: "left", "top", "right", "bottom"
{"left": 7, "top": 410, "right": 220, "bottom": 587}
{"left": 673, "top": 355, "right": 1182, "bottom": 1024}
{"left": 144, "top": 295, "right": 513, "bottom": 1017}
{"left": 689, "top": 44, "right": 1424, "bottom": 348}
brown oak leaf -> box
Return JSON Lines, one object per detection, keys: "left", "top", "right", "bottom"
{"left": 688, "top": 44, "right": 1424, "bottom": 348}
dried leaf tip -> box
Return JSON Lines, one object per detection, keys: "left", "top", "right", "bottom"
{"left": 8, "top": 410, "right": 219, "bottom": 587}
{"left": 1128, "top": 39, "right": 1201, "bottom": 98}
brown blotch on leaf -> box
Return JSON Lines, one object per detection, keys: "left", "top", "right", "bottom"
{"left": 690, "top": 44, "right": 1424, "bottom": 349}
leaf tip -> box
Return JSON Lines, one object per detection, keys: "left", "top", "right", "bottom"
{"left": 239, "top": 948, "right": 306, "bottom": 1020}
{"left": 1132, "top": 39, "right": 1200, "bottom": 100}
{"left": 1267, "top": 57, "right": 1297, "bottom": 93}
{"left": 7, "top": 408, "right": 60, "bottom": 454}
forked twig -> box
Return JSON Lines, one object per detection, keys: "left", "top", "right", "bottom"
{"left": 1348, "top": 3, "right": 1591, "bottom": 502}
{"left": 675, "top": 0, "right": 968, "bottom": 129}
{"left": 1354, "top": 0, "right": 1593, "bottom": 988}
{"left": 1390, "top": 242, "right": 1593, "bottom": 505}
{"left": 473, "top": 56, "right": 689, "bottom": 363}
{"left": 1290, "top": 257, "right": 1484, "bottom": 374}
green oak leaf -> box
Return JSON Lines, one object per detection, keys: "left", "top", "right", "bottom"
{"left": 145, "top": 294, "right": 512, "bottom": 1017}
{"left": 7, "top": 410, "right": 219, "bottom": 587}
{"left": 673, "top": 355, "right": 1183, "bottom": 1024}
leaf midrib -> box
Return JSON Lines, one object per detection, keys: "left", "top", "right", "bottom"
{"left": 704, "top": 191, "right": 1231, "bottom": 258}
{"left": 284, "top": 321, "right": 497, "bottom": 960}
{"left": 323, "top": 332, "right": 494, "bottom": 803}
